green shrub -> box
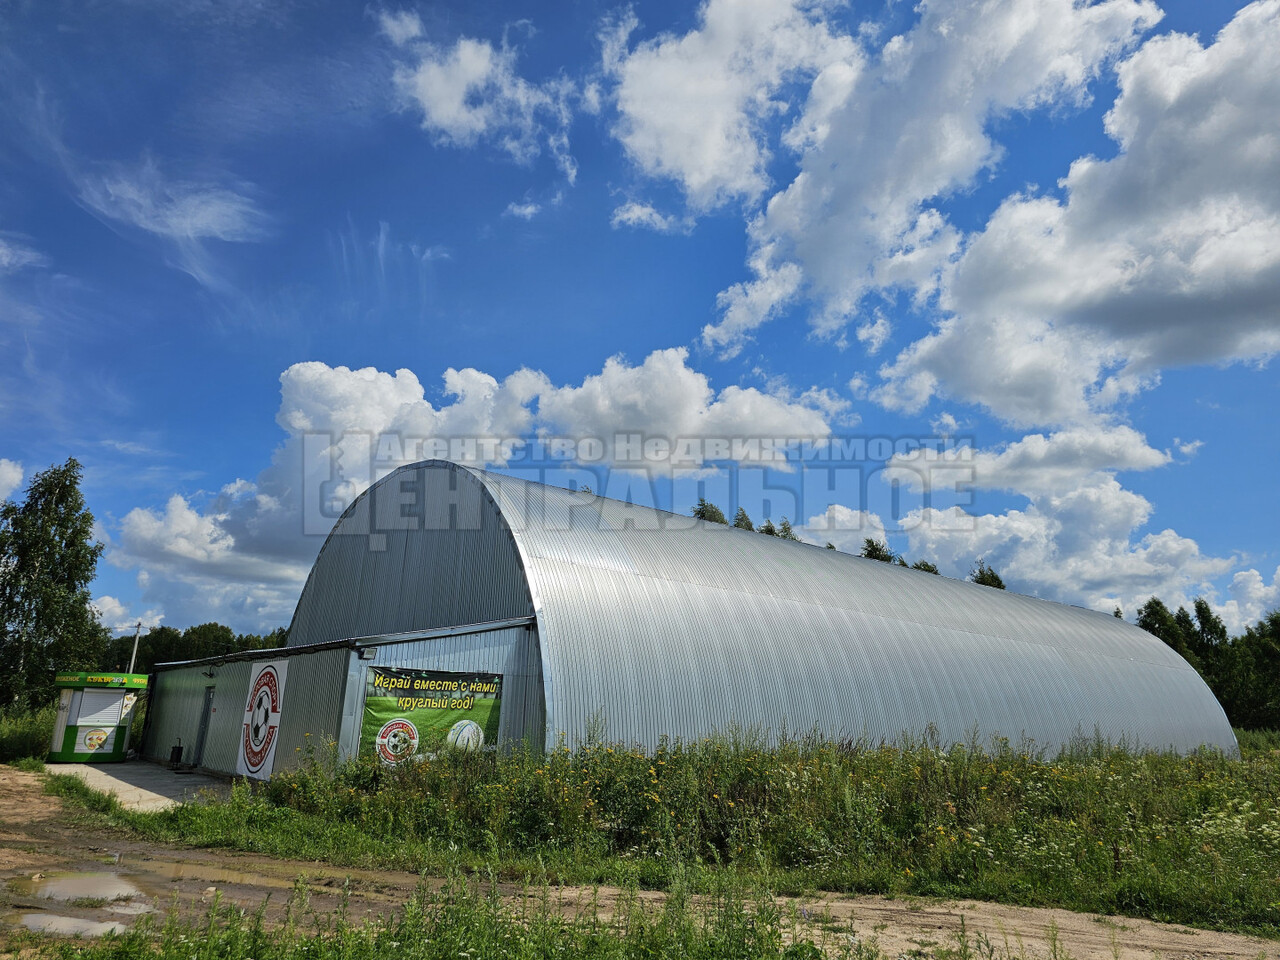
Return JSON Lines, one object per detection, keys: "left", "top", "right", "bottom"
{"left": 0, "top": 703, "right": 54, "bottom": 764}
{"left": 1235, "top": 727, "right": 1280, "bottom": 759}
{"left": 123, "top": 731, "right": 1280, "bottom": 936}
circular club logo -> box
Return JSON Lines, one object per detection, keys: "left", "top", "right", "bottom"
{"left": 242, "top": 666, "right": 282, "bottom": 774}
{"left": 375, "top": 718, "right": 419, "bottom": 764}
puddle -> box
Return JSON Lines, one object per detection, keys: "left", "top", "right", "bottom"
{"left": 144, "top": 861, "right": 295, "bottom": 889}
{"left": 9, "top": 871, "right": 144, "bottom": 902}
{"left": 106, "top": 901, "right": 154, "bottom": 916}
{"left": 12, "top": 913, "right": 126, "bottom": 936}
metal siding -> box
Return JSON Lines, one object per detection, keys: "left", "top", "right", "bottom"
{"left": 147, "top": 648, "right": 352, "bottom": 777}
{"left": 142, "top": 666, "right": 211, "bottom": 762}
{"left": 287, "top": 465, "right": 532, "bottom": 647}
{"left": 275, "top": 461, "right": 1236, "bottom": 759}
{"left": 271, "top": 647, "right": 351, "bottom": 772}
{"left": 464, "top": 467, "right": 1236, "bottom": 756}
{"left": 143, "top": 661, "right": 252, "bottom": 772}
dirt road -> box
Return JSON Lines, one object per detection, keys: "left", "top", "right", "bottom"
{"left": 1, "top": 766, "right": 1276, "bottom": 958}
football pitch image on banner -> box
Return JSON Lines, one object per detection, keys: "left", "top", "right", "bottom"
{"left": 360, "top": 667, "right": 502, "bottom": 763}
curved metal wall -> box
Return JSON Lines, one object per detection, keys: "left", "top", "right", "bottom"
{"left": 287, "top": 461, "right": 1237, "bottom": 756}
{"left": 468, "top": 465, "right": 1235, "bottom": 755}
{"left": 287, "top": 464, "right": 533, "bottom": 646}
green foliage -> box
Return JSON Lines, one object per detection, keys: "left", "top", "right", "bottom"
{"left": 1138, "top": 599, "right": 1280, "bottom": 730}
{"left": 0, "top": 703, "right": 54, "bottom": 763}
{"left": 860, "top": 538, "right": 897, "bottom": 562}
{"left": 969, "top": 559, "right": 1005, "bottom": 590}
{"left": 124, "top": 733, "right": 1280, "bottom": 936}
{"left": 45, "top": 770, "right": 125, "bottom": 814}
{"left": 759, "top": 519, "right": 778, "bottom": 536}
{"left": 100, "top": 623, "right": 287, "bottom": 673}
{"left": 859, "top": 539, "right": 941, "bottom": 574}
{"left": 733, "top": 507, "right": 755, "bottom": 531}
{"left": 1235, "top": 727, "right": 1280, "bottom": 759}
{"left": 692, "top": 498, "right": 728, "bottom": 525}
{"left": 1136, "top": 597, "right": 1200, "bottom": 669}
{"left": 776, "top": 518, "right": 800, "bottom": 541}
{"left": 0, "top": 458, "right": 107, "bottom": 707}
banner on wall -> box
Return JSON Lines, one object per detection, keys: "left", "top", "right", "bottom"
{"left": 360, "top": 667, "right": 502, "bottom": 764}
{"left": 237, "top": 660, "right": 289, "bottom": 778}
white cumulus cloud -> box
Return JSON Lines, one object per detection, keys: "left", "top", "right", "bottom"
{"left": 606, "top": 0, "right": 858, "bottom": 210}
{"left": 901, "top": 477, "right": 1234, "bottom": 621}
{"left": 877, "top": 1, "right": 1280, "bottom": 424}
{"left": 92, "top": 595, "right": 164, "bottom": 632}
{"left": 111, "top": 349, "right": 841, "bottom": 630}
{"left": 701, "top": 0, "right": 1160, "bottom": 355}
{"left": 610, "top": 201, "right": 686, "bottom": 233}
{"left": 387, "top": 19, "right": 578, "bottom": 181}
{"left": 887, "top": 425, "right": 1170, "bottom": 497}
{"left": 1221, "top": 566, "right": 1280, "bottom": 631}
{"left": 0, "top": 459, "right": 22, "bottom": 500}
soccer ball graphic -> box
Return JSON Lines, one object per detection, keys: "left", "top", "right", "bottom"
{"left": 250, "top": 691, "right": 272, "bottom": 747}
{"left": 446, "top": 719, "right": 484, "bottom": 752}
{"left": 383, "top": 724, "right": 414, "bottom": 757}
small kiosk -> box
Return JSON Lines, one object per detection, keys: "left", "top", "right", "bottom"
{"left": 48, "top": 672, "right": 148, "bottom": 763}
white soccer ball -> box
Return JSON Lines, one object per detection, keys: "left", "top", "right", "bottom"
{"left": 445, "top": 719, "right": 484, "bottom": 752}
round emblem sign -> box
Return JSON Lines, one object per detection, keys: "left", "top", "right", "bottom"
{"left": 83, "top": 729, "right": 109, "bottom": 751}
{"left": 242, "top": 666, "right": 281, "bottom": 773}
{"left": 375, "top": 718, "right": 419, "bottom": 764}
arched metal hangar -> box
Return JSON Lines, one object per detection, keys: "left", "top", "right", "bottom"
{"left": 143, "top": 459, "right": 1236, "bottom": 776}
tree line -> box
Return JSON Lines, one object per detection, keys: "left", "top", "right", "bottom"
{"left": 1, "top": 459, "right": 286, "bottom": 708}
{"left": 1135, "top": 596, "right": 1280, "bottom": 730}
{"left": 691, "top": 498, "right": 802, "bottom": 540}
{"left": 690, "top": 498, "right": 1006, "bottom": 587}
{"left": 100, "top": 623, "right": 288, "bottom": 676}
{"left": 5, "top": 461, "right": 1274, "bottom": 730}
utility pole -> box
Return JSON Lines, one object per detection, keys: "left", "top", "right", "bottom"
{"left": 127, "top": 620, "right": 142, "bottom": 673}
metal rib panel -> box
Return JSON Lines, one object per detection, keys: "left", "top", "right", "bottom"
{"left": 287, "top": 464, "right": 533, "bottom": 647}
{"left": 278, "top": 461, "right": 1236, "bottom": 758}
{"left": 144, "top": 646, "right": 353, "bottom": 776}
{"left": 459, "top": 466, "right": 1235, "bottom": 756}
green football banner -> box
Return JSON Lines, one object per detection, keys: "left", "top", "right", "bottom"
{"left": 361, "top": 667, "right": 502, "bottom": 764}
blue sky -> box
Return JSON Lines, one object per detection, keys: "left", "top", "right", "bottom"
{"left": 1, "top": 0, "right": 1277, "bottom": 636}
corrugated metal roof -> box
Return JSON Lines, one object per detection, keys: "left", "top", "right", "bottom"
{"left": 286, "top": 460, "right": 1237, "bottom": 755}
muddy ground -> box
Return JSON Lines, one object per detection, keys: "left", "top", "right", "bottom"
{"left": 0, "top": 767, "right": 1276, "bottom": 958}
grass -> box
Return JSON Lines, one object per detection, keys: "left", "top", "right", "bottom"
{"left": 65, "top": 729, "right": 1280, "bottom": 939}
{"left": 23, "top": 871, "right": 873, "bottom": 960}
{"left": 16, "top": 869, "right": 1117, "bottom": 960}
{"left": 0, "top": 703, "right": 55, "bottom": 764}
{"left": 1236, "top": 727, "right": 1280, "bottom": 759}
{"left": 17, "top": 707, "right": 1280, "bottom": 942}
{"left": 1, "top": 699, "right": 147, "bottom": 768}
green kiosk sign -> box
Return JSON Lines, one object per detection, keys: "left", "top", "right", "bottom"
{"left": 360, "top": 667, "right": 501, "bottom": 764}
{"left": 48, "top": 672, "right": 148, "bottom": 763}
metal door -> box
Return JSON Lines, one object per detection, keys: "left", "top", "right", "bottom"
{"left": 192, "top": 686, "right": 215, "bottom": 767}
